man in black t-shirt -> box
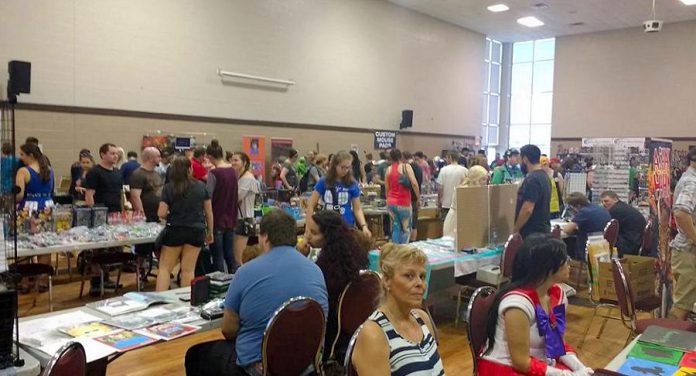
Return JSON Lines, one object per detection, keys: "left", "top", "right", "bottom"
{"left": 514, "top": 144, "right": 551, "bottom": 238}
{"left": 83, "top": 143, "right": 125, "bottom": 295}
{"left": 85, "top": 143, "right": 123, "bottom": 213}
{"left": 404, "top": 151, "right": 423, "bottom": 241}
{"left": 600, "top": 190, "right": 647, "bottom": 256}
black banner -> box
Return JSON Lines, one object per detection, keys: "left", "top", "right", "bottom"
{"left": 374, "top": 131, "right": 397, "bottom": 149}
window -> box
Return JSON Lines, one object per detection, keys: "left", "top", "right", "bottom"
{"left": 508, "top": 38, "right": 555, "bottom": 155}
{"left": 482, "top": 38, "right": 502, "bottom": 147}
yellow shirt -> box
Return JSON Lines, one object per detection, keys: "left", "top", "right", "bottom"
{"left": 549, "top": 173, "right": 560, "bottom": 214}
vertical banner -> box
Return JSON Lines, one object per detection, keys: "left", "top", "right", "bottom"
{"left": 270, "top": 138, "right": 294, "bottom": 186}
{"left": 647, "top": 138, "right": 672, "bottom": 316}
{"left": 242, "top": 136, "right": 266, "bottom": 180}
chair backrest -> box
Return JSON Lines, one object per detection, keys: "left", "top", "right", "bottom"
{"left": 330, "top": 270, "right": 381, "bottom": 358}
{"left": 639, "top": 219, "right": 654, "bottom": 256}
{"left": 611, "top": 258, "right": 637, "bottom": 328}
{"left": 262, "top": 297, "right": 326, "bottom": 376}
{"left": 466, "top": 286, "right": 497, "bottom": 375}
{"left": 344, "top": 324, "right": 365, "bottom": 376}
{"left": 603, "top": 219, "right": 619, "bottom": 251}
{"left": 501, "top": 233, "right": 522, "bottom": 279}
{"left": 42, "top": 341, "right": 86, "bottom": 376}
{"left": 551, "top": 225, "right": 562, "bottom": 240}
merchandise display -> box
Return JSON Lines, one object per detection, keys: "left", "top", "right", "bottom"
{"left": 15, "top": 222, "right": 162, "bottom": 250}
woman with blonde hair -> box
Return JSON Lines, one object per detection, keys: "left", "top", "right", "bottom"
{"left": 351, "top": 243, "right": 444, "bottom": 375}
{"left": 443, "top": 165, "right": 490, "bottom": 237}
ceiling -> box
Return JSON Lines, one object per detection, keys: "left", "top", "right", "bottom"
{"left": 389, "top": 0, "right": 696, "bottom": 42}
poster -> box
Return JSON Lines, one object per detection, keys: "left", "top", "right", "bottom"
{"left": 374, "top": 131, "right": 397, "bottom": 149}
{"left": 141, "top": 135, "right": 170, "bottom": 150}
{"left": 647, "top": 138, "right": 672, "bottom": 317}
{"left": 242, "top": 136, "right": 265, "bottom": 179}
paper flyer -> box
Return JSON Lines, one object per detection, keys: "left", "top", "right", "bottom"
{"left": 92, "top": 330, "right": 158, "bottom": 352}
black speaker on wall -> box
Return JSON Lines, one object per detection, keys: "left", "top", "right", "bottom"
{"left": 400, "top": 109, "right": 413, "bottom": 129}
{"left": 8, "top": 61, "right": 31, "bottom": 95}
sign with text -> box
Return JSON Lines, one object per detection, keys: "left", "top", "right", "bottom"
{"left": 374, "top": 131, "right": 397, "bottom": 149}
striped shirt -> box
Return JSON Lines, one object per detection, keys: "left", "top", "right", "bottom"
{"left": 368, "top": 310, "right": 445, "bottom": 376}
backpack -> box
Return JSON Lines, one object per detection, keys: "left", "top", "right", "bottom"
{"left": 298, "top": 165, "right": 313, "bottom": 193}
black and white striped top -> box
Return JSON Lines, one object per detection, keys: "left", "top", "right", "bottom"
{"left": 368, "top": 310, "right": 446, "bottom": 376}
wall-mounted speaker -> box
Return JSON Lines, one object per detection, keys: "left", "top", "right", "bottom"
{"left": 400, "top": 110, "right": 413, "bottom": 129}
{"left": 8, "top": 61, "right": 31, "bottom": 95}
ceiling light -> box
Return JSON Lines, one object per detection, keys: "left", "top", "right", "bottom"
{"left": 680, "top": 0, "right": 696, "bottom": 5}
{"left": 517, "top": 16, "right": 544, "bottom": 28}
{"left": 487, "top": 4, "right": 510, "bottom": 12}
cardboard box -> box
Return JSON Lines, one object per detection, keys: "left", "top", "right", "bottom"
{"left": 597, "top": 255, "right": 656, "bottom": 302}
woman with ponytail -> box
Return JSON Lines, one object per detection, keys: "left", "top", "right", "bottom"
{"left": 16, "top": 143, "right": 55, "bottom": 278}
{"left": 231, "top": 151, "right": 260, "bottom": 266}
{"left": 306, "top": 210, "right": 369, "bottom": 362}
{"left": 479, "top": 234, "right": 592, "bottom": 376}
{"left": 205, "top": 139, "right": 239, "bottom": 273}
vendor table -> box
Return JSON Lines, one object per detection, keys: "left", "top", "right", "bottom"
{"left": 14, "top": 236, "right": 157, "bottom": 258}
{"left": 0, "top": 348, "right": 41, "bottom": 376}
{"left": 18, "top": 287, "right": 220, "bottom": 373}
{"left": 368, "top": 238, "right": 502, "bottom": 299}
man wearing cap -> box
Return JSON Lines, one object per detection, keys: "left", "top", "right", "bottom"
{"left": 669, "top": 147, "right": 696, "bottom": 320}
{"left": 491, "top": 148, "right": 524, "bottom": 184}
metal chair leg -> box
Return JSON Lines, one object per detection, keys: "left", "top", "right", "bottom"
{"left": 79, "top": 277, "right": 85, "bottom": 299}
{"left": 625, "top": 332, "right": 634, "bottom": 347}
{"left": 48, "top": 275, "right": 53, "bottom": 312}
{"left": 596, "top": 306, "right": 613, "bottom": 339}
{"left": 115, "top": 266, "right": 123, "bottom": 295}
{"left": 455, "top": 288, "right": 463, "bottom": 328}
{"left": 100, "top": 270, "right": 105, "bottom": 298}
{"left": 578, "top": 304, "right": 598, "bottom": 349}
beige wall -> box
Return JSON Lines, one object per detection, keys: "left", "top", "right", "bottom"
{"left": 15, "top": 109, "right": 473, "bottom": 179}
{"left": 0, "top": 0, "right": 485, "bottom": 136}
{"left": 553, "top": 20, "right": 696, "bottom": 138}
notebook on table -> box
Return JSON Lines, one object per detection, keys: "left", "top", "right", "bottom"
{"left": 639, "top": 326, "right": 696, "bottom": 352}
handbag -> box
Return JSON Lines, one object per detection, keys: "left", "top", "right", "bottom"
{"left": 237, "top": 205, "right": 256, "bottom": 237}
{"left": 398, "top": 164, "right": 411, "bottom": 189}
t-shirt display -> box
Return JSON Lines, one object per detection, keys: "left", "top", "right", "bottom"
{"left": 84, "top": 164, "right": 124, "bottom": 213}
{"left": 129, "top": 167, "right": 163, "bottom": 222}
{"left": 609, "top": 200, "right": 647, "bottom": 256}
{"left": 515, "top": 169, "right": 552, "bottom": 238}
{"left": 161, "top": 180, "right": 209, "bottom": 229}
{"left": 436, "top": 164, "right": 468, "bottom": 208}
{"left": 313, "top": 177, "right": 361, "bottom": 226}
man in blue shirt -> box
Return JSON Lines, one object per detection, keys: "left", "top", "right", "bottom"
{"left": 120, "top": 151, "right": 140, "bottom": 185}
{"left": 185, "top": 209, "right": 328, "bottom": 376}
{"left": 563, "top": 192, "right": 612, "bottom": 260}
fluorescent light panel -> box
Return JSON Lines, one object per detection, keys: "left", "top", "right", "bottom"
{"left": 487, "top": 4, "right": 510, "bottom": 12}
{"left": 517, "top": 16, "right": 544, "bottom": 27}
{"left": 680, "top": 0, "right": 696, "bottom": 5}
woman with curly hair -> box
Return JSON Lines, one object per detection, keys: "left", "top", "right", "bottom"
{"left": 306, "top": 210, "right": 370, "bottom": 362}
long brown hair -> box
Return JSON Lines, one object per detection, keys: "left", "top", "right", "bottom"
{"left": 234, "top": 152, "right": 251, "bottom": 176}
{"left": 20, "top": 143, "right": 51, "bottom": 182}
{"left": 325, "top": 150, "right": 354, "bottom": 187}
{"left": 169, "top": 156, "right": 194, "bottom": 200}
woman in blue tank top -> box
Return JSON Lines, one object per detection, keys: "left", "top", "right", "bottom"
{"left": 16, "top": 143, "right": 54, "bottom": 213}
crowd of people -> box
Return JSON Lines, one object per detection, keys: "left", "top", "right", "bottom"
{"left": 6, "top": 135, "right": 696, "bottom": 375}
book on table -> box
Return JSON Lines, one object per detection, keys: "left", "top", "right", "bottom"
{"left": 680, "top": 351, "right": 696, "bottom": 368}
{"left": 135, "top": 322, "right": 200, "bottom": 341}
{"left": 674, "top": 367, "right": 696, "bottom": 376}
{"left": 57, "top": 321, "right": 118, "bottom": 338}
{"left": 92, "top": 330, "right": 158, "bottom": 352}
{"left": 639, "top": 325, "right": 696, "bottom": 352}
{"left": 618, "top": 356, "right": 679, "bottom": 376}
{"left": 87, "top": 292, "right": 178, "bottom": 316}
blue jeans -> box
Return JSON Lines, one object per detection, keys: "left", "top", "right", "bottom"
{"left": 211, "top": 229, "right": 235, "bottom": 273}
{"left": 388, "top": 205, "right": 412, "bottom": 244}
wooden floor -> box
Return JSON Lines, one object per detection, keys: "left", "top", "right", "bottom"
{"left": 18, "top": 262, "right": 640, "bottom": 375}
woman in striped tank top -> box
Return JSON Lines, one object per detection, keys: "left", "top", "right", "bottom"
{"left": 351, "top": 243, "right": 445, "bottom": 375}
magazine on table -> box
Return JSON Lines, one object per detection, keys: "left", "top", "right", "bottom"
{"left": 104, "top": 304, "right": 201, "bottom": 329}
{"left": 135, "top": 322, "right": 200, "bottom": 341}
{"left": 87, "top": 292, "right": 177, "bottom": 316}
{"left": 92, "top": 330, "right": 159, "bottom": 352}
{"left": 57, "top": 321, "right": 118, "bottom": 338}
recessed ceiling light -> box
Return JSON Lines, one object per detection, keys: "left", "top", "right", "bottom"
{"left": 517, "top": 16, "right": 544, "bottom": 28}
{"left": 487, "top": 4, "right": 510, "bottom": 12}
{"left": 680, "top": 0, "right": 696, "bottom": 5}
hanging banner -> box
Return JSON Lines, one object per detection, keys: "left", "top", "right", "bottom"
{"left": 242, "top": 136, "right": 266, "bottom": 180}
{"left": 647, "top": 138, "right": 672, "bottom": 317}
{"left": 374, "top": 131, "right": 397, "bottom": 150}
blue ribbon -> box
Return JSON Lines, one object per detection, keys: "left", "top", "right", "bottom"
{"left": 534, "top": 303, "right": 567, "bottom": 360}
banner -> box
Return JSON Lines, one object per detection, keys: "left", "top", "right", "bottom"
{"left": 647, "top": 138, "right": 672, "bottom": 317}
{"left": 242, "top": 136, "right": 265, "bottom": 180}
{"left": 374, "top": 131, "right": 397, "bottom": 150}
{"left": 141, "top": 135, "right": 170, "bottom": 150}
